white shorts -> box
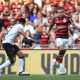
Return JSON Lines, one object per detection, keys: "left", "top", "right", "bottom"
{"left": 55, "top": 38, "right": 69, "bottom": 49}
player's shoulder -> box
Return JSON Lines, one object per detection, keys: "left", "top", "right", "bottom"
{"left": 24, "top": 25, "right": 34, "bottom": 31}
{"left": 13, "top": 24, "right": 23, "bottom": 28}
{"left": 16, "top": 24, "right": 23, "bottom": 26}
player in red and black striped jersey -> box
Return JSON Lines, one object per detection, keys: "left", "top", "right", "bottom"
{"left": 49, "top": 8, "right": 72, "bottom": 39}
{"left": 50, "top": 7, "right": 72, "bottom": 74}
{"left": 54, "top": 15, "right": 71, "bottom": 38}
{"left": 2, "top": 7, "right": 11, "bottom": 29}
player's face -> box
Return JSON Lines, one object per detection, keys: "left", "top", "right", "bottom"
{"left": 57, "top": 9, "right": 64, "bottom": 17}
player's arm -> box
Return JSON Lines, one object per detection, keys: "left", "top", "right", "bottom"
{"left": 0, "top": 32, "right": 4, "bottom": 41}
{"left": 49, "top": 18, "right": 55, "bottom": 32}
{"left": 0, "top": 29, "right": 7, "bottom": 41}
{"left": 19, "top": 28, "right": 34, "bottom": 41}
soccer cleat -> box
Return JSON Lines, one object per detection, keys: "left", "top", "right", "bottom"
{"left": 58, "top": 64, "right": 67, "bottom": 75}
{"left": 19, "top": 71, "right": 30, "bottom": 76}
{"left": 51, "top": 59, "right": 56, "bottom": 69}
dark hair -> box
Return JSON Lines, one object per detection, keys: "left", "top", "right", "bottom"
{"left": 19, "top": 18, "right": 26, "bottom": 24}
{"left": 30, "top": 7, "right": 39, "bottom": 16}
{"left": 57, "top": 6, "right": 64, "bottom": 10}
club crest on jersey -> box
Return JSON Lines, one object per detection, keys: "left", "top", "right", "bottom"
{"left": 63, "top": 18, "right": 67, "bottom": 22}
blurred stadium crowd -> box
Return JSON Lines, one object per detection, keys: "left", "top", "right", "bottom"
{"left": 0, "top": 0, "right": 80, "bottom": 49}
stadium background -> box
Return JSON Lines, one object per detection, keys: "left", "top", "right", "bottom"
{"left": 0, "top": 49, "right": 80, "bottom": 75}
{"left": 0, "top": 49, "right": 80, "bottom": 80}
{"left": 0, "top": 0, "right": 80, "bottom": 80}
{"left": 0, "top": 0, "right": 78, "bottom": 7}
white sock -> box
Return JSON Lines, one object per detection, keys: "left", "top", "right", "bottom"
{"left": 19, "top": 58, "right": 24, "bottom": 72}
{"left": 0, "top": 60, "right": 11, "bottom": 69}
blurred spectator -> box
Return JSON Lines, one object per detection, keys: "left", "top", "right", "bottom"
{"left": 40, "top": 26, "right": 49, "bottom": 44}
{"left": 24, "top": 17, "right": 35, "bottom": 38}
{"left": 0, "top": 0, "right": 79, "bottom": 49}
{"left": 69, "top": 6, "right": 80, "bottom": 48}
{"left": 42, "top": 0, "right": 46, "bottom": 7}
{"left": 63, "top": 1, "right": 76, "bottom": 17}
{"left": 34, "top": 0, "right": 42, "bottom": 7}
{"left": 0, "top": 18, "right": 4, "bottom": 32}
{"left": 15, "top": 11, "right": 23, "bottom": 20}
{"left": 10, "top": 19, "right": 17, "bottom": 26}
{"left": 25, "top": 0, "right": 39, "bottom": 13}
{"left": 10, "top": 2, "right": 18, "bottom": 16}
{"left": 34, "top": 11, "right": 48, "bottom": 33}
{"left": 5, "top": 0, "right": 10, "bottom": 7}
{"left": 1, "top": 6, "right": 12, "bottom": 29}
{"left": 0, "top": 1, "right": 4, "bottom": 12}
{"left": 17, "top": 2, "right": 22, "bottom": 12}
{"left": 72, "top": 5, "right": 80, "bottom": 22}
{"left": 22, "top": 30, "right": 34, "bottom": 47}
{"left": 46, "top": 1, "right": 53, "bottom": 13}
{"left": 29, "top": 7, "right": 39, "bottom": 23}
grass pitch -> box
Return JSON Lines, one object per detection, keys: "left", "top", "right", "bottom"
{"left": 0, "top": 75, "right": 80, "bottom": 80}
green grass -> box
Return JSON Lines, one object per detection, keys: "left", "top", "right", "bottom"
{"left": 0, "top": 75, "right": 80, "bottom": 80}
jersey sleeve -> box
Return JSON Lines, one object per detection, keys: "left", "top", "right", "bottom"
{"left": 19, "top": 24, "right": 24, "bottom": 30}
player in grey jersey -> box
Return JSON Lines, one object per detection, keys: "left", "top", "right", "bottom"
{"left": 0, "top": 18, "right": 31, "bottom": 76}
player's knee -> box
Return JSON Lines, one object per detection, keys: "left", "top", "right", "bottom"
{"left": 18, "top": 53, "right": 24, "bottom": 58}
{"left": 17, "top": 50, "right": 24, "bottom": 58}
{"left": 10, "top": 57, "right": 16, "bottom": 64}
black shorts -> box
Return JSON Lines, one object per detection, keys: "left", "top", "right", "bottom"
{"left": 2, "top": 43, "right": 20, "bottom": 59}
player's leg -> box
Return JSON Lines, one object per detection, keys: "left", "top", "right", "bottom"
{"left": 57, "top": 39, "right": 68, "bottom": 74}
{"left": 0, "top": 43, "right": 16, "bottom": 71}
{"left": 51, "top": 38, "right": 67, "bottom": 74}
{"left": 51, "top": 54, "right": 66, "bottom": 71}
{"left": 13, "top": 45, "right": 30, "bottom": 76}
{"left": 56, "top": 39, "right": 66, "bottom": 64}
{"left": 51, "top": 38, "right": 64, "bottom": 68}
{"left": 56, "top": 50, "right": 67, "bottom": 74}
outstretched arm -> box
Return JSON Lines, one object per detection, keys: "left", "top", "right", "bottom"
{"left": 19, "top": 28, "right": 34, "bottom": 41}
{"left": 49, "top": 18, "right": 55, "bottom": 32}
{"left": 0, "top": 29, "right": 6, "bottom": 42}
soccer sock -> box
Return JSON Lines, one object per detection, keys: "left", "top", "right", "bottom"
{"left": 56, "top": 50, "right": 66, "bottom": 64}
{"left": 0, "top": 60, "right": 11, "bottom": 69}
{"left": 19, "top": 57, "right": 24, "bottom": 72}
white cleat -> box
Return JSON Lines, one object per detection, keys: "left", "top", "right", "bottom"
{"left": 19, "top": 71, "right": 30, "bottom": 76}
{"left": 51, "top": 59, "right": 56, "bottom": 69}
{"left": 58, "top": 64, "right": 67, "bottom": 75}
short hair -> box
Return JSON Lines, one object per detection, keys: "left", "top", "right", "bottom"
{"left": 19, "top": 18, "right": 26, "bottom": 24}
{"left": 56, "top": 6, "right": 64, "bottom": 13}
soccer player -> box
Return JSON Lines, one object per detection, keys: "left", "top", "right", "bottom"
{"left": 50, "top": 7, "right": 72, "bottom": 74}
{"left": 0, "top": 18, "right": 31, "bottom": 76}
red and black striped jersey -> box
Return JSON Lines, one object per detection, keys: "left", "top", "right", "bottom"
{"left": 40, "top": 34, "right": 49, "bottom": 44}
{"left": 51, "top": 15, "right": 72, "bottom": 38}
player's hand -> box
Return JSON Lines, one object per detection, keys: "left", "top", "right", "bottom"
{"left": 26, "top": 36, "right": 35, "bottom": 42}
